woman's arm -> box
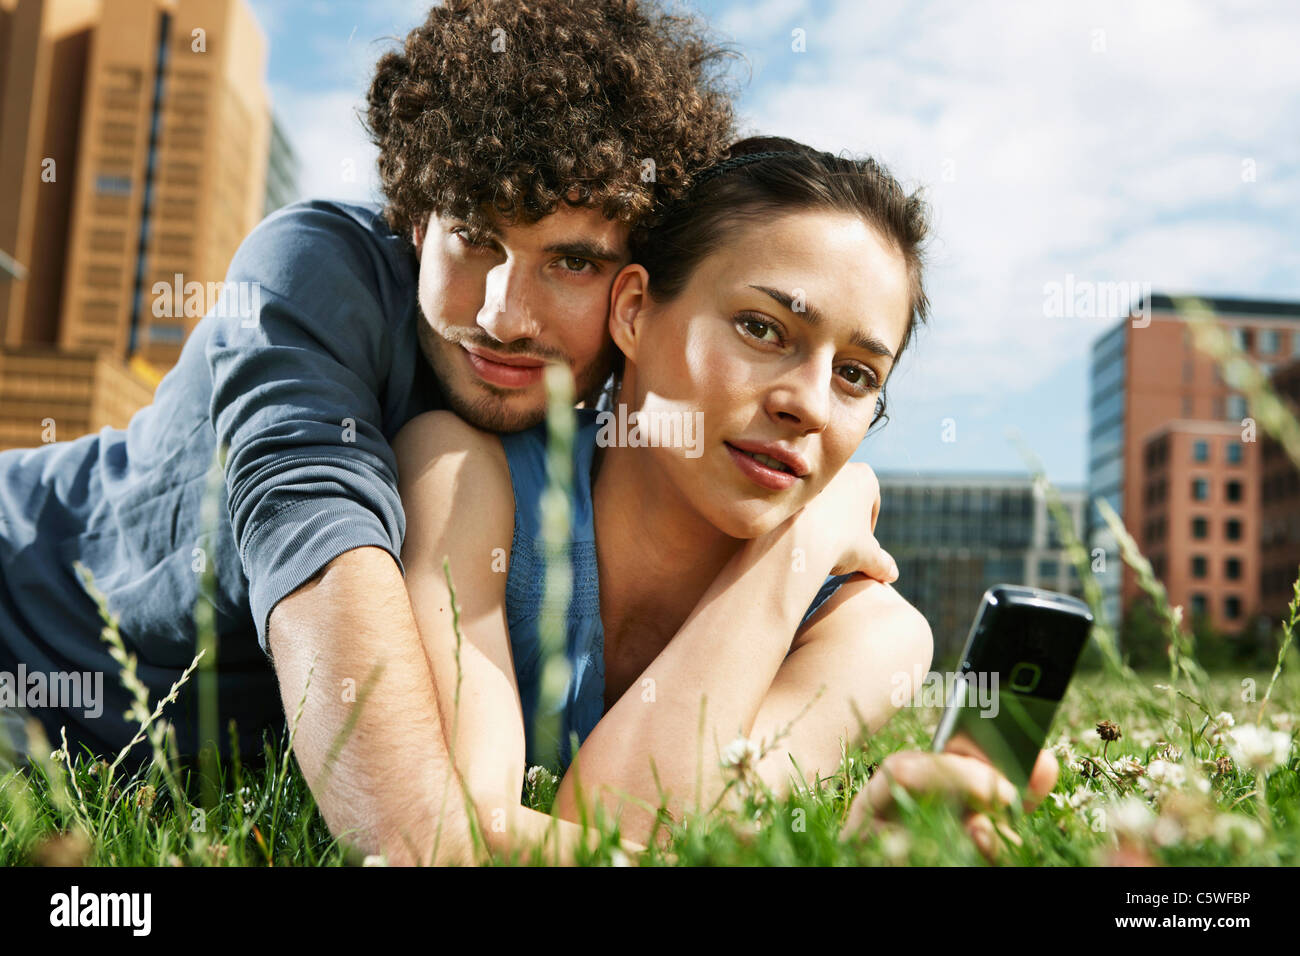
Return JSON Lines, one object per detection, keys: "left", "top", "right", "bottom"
{"left": 394, "top": 411, "right": 643, "bottom": 864}
{"left": 552, "top": 463, "right": 921, "bottom": 845}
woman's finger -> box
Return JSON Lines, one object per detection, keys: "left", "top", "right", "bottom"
{"left": 863, "top": 751, "right": 1019, "bottom": 818}
{"left": 1023, "top": 748, "right": 1060, "bottom": 812}
{"left": 965, "top": 812, "right": 1022, "bottom": 863}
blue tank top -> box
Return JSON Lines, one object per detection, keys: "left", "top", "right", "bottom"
{"left": 499, "top": 409, "right": 855, "bottom": 772}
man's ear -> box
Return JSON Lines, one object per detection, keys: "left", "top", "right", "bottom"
{"left": 412, "top": 212, "right": 431, "bottom": 255}
{"left": 608, "top": 264, "right": 650, "bottom": 364}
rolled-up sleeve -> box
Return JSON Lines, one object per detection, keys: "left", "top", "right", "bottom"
{"left": 205, "top": 205, "right": 410, "bottom": 654}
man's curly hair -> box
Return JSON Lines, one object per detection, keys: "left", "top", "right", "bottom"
{"left": 365, "top": 0, "right": 739, "bottom": 242}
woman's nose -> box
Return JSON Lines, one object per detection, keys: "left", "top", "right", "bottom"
{"left": 766, "top": 362, "right": 832, "bottom": 434}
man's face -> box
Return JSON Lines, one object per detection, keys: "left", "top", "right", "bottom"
{"left": 413, "top": 204, "right": 631, "bottom": 433}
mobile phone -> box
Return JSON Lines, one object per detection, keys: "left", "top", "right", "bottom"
{"left": 930, "top": 584, "right": 1093, "bottom": 790}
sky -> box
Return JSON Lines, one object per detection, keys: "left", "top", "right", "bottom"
{"left": 245, "top": 0, "right": 1300, "bottom": 485}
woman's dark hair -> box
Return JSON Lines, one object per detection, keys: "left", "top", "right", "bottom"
{"left": 365, "top": 0, "right": 739, "bottom": 241}
{"left": 628, "top": 135, "right": 931, "bottom": 430}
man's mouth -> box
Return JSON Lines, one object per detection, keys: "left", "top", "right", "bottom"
{"left": 461, "top": 344, "right": 547, "bottom": 389}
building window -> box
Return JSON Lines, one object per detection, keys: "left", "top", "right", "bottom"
{"left": 1260, "top": 329, "right": 1280, "bottom": 354}
{"left": 1192, "top": 516, "right": 1209, "bottom": 539}
{"left": 1226, "top": 395, "right": 1249, "bottom": 421}
{"left": 1231, "top": 327, "right": 1254, "bottom": 352}
{"left": 1226, "top": 518, "right": 1242, "bottom": 541}
{"left": 1192, "top": 478, "right": 1210, "bottom": 500}
{"left": 1226, "top": 557, "right": 1242, "bottom": 580}
{"left": 1038, "top": 559, "right": 1059, "bottom": 580}
{"left": 1293, "top": 331, "right": 1300, "bottom": 357}
{"left": 1193, "top": 440, "right": 1209, "bottom": 462}
{"left": 1225, "top": 596, "right": 1242, "bottom": 620}
{"left": 1192, "top": 555, "right": 1208, "bottom": 578}
{"left": 1226, "top": 442, "right": 1243, "bottom": 465}
{"left": 1226, "top": 480, "right": 1243, "bottom": 503}
{"left": 1191, "top": 594, "right": 1207, "bottom": 616}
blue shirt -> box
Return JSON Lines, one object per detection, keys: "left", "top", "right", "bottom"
{"left": 498, "top": 410, "right": 854, "bottom": 773}
{"left": 0, "top": 199, "right": 443, "bottom": 761}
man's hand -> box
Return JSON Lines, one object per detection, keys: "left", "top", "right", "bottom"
{"left": 842, "top": 749, "right": 1060, "bottom": 863}
{"left": 267, "top": 545, "right": 476, "bottom": 866}
{"left": 794, "top": 461, "right": 898, "bottom": 582}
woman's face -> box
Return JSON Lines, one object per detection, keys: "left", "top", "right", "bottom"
{"left": 611, "top": 208, "right": 913, "bottom": 539}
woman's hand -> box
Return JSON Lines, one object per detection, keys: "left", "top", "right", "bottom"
{"left": 842, "top": 749, "right": 1060, "bottom": 863}
{"left": 794, "top": 461, "right": 898, "bottom": 582}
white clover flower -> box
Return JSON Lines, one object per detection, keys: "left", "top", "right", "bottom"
{"left": 1207, "top": 711, "right": 1236, "bottom": 745}
{"left": 1112, "top": 755, "right": 1145, "bottom": 778}
{"left": 1269, "top": 712, "right": 1295, "bottom": 734}
{"left": 1109, "top": 796, "right": 1157, "bottom": 840}
{"left": 1212, "top": 814, "right": 1264, "bottom": 847}
{"left": 1146, "top": 759, "right": 1185, "bottom": 788}
{"left": 1078, "top": 728, "right": 1102, "bottom": 746}
{"left": 1225, "top": 723, "right": 1293, "bottom": 772}
{"left": 721, "top": 735, "right": 760, "bottom": 770}
{"left": 362, "top": 854, "right": 388, "bottom": 866}
{"left": 1155, "top": 742, "right": 1183, "bottom": 762}
{"left": 608, "top": 849, "right": 631, "bottom": 867}
{"left": 1138, "top": 759, "right": 1186, "bottom": 802}
{"left": 526, "top": 765, "right": 548, "bottom": 788}
{"left": 1151, "top": 814, "right": 1185, "bottom": 848}
{"left": 239, "top": 785, "right": 255, "bottom": 815}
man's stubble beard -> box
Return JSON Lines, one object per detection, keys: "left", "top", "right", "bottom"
{"left": 417, "top": 318, "right": 617, "bottom": 434}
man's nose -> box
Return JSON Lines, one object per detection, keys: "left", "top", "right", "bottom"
{"left": 476, "top": 261, "right": 542, "bottom": 344}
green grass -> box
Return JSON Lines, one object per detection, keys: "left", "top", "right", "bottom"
{"left": 3, "top": 665, "right": 1297, "bottom": 866}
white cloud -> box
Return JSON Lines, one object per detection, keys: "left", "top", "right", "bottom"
{"left": 730, "top": 0, "right": 1300, "bottom": 414}
{"left": 269, "top": 84, "right": 382, "bottom": 206}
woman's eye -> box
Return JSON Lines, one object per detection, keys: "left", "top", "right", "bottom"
{"left": 738, "top": 315, "right": 782, "bottom": 344}
{"left": 838, "top": 365, "right": 880, "bottom": 393}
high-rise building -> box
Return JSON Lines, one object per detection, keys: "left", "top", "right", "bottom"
{"left": 1260, "top": 356, "right": 1300, "bottom": 625}
{"left": 874, "top": 472, "right": 1086, "bottom": 662}
{"left": 0, "top": 0, "right": 285, "bottom": 450}
{"left": 1086, "top": 293, "right": 1300, "bottom": 638}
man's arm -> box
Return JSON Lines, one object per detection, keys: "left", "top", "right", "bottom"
{"left": 204, "top": 204, "right": 473, "bottom": 864}
{"left": 267, "top": 546, "right": 475, "bottom": 866}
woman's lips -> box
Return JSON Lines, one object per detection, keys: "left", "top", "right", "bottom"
{"left": 462, "top": 345, "right": 545, "bottom": 388}
{"left": 725, "top": 442, "right": 800, "bottom": 491}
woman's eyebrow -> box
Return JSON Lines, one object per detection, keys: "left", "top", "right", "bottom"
{"left": 748, "top": 284, "right": 895, "bottom": 360}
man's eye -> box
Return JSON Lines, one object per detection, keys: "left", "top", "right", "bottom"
{"left": 452, "top": 228, "right": 490, "bottom": 249}
{"left": 561, "top": 256, "right": 592, "bottom": 273}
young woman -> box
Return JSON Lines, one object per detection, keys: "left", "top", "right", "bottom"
{"left": 394, "top": 138, "right": 1058, "bottom": 864}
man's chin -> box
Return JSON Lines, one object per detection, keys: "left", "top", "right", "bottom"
{"left": 442, "top": 381, "right": 548, "bottom": 434}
